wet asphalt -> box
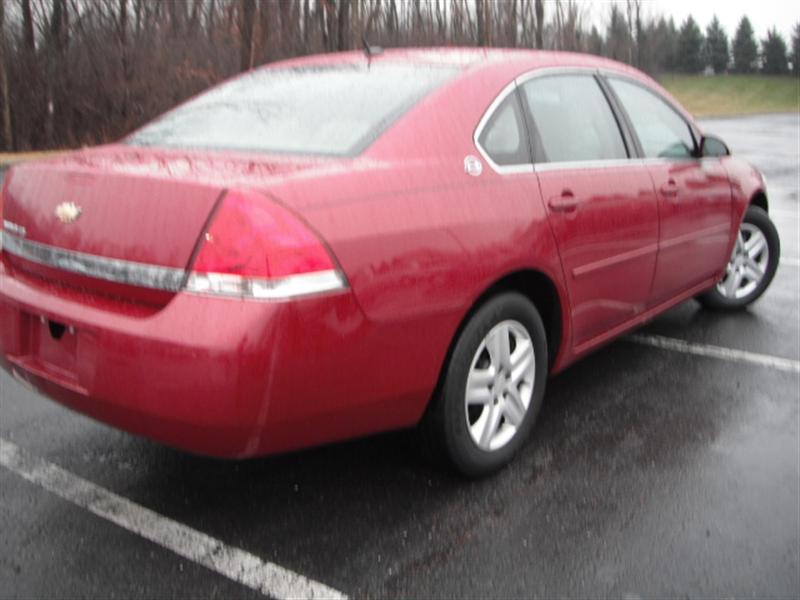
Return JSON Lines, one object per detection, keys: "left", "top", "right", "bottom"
{"left": 1, "top": 113, "right": 799, "bottom": 599}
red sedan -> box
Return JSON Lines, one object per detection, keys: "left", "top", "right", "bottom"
{"left": 0, "top": 49, "right": 780, "bottom": 476}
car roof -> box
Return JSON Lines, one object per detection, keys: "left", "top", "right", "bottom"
{"left": 264, "top": 47, "right": 665, "bottom": 105}
{"left": 269, "top": 46, "right": 644, "bottom": 76}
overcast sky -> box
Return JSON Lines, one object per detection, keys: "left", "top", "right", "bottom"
{"left": 583, "top": 0, "right": 799, "bottom": 45}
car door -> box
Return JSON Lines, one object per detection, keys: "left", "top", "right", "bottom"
{"left": 604, "top": 77, "right": 733, "bottom": 305}
{"left": 518, "top": 73, "right": 659, "bottom": 349}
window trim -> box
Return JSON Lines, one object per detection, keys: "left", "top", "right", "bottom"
{"left": 600, "top": 73, "right": 702, "bottom": 160}
{"left": 476, "top": 86, "right": 533, "bottom": 169}
{"left": 474, "top": 66, "right": 705, "bottom": 175}
{"left": 517, "top": 70, "right": 633, "bottom": 166}
{"left": 594, "top": 74, "right": 642, "bottom": 157}
{"left": 473, "top": 80, "right": 534, "bottom": 175}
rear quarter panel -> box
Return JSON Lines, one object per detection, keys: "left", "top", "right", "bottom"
{"left": 263, "top": 63, "right": 570, "bottom": 422}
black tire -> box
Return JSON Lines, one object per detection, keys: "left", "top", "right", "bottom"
{"left": 698, "top": 205, "right": 780, "bottom": 310}
{"left": 420, "top": 292, "right": 548, "bottom": 478}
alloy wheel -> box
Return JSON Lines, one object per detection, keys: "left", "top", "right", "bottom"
{"left": 465, "top": 320, "right": 536, "bottom": 452}
{"left": 716, "top": 223, "right": 770, "bottom": 300}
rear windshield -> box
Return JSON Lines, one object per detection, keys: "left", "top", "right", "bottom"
{"left": 128, "top": 64, "right": 458, "bottom": 157}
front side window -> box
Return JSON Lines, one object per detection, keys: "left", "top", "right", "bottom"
{"left": 128, "top": 64, "right": 458, "bottom": 157}
{"left": 520, "top": 74, "right": 628, "bottom": 163}
{"left": 477, "top": 92, "right": 530, "bottom": 166}
{"left": 608, "top": 78, "right": 696, "bottom": 159}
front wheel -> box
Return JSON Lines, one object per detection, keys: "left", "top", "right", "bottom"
{"left": 421, "top": 292, "right": 548, "bottom": 478}
{"left": 699, "top": 205, "right": 780, "bottom": 310}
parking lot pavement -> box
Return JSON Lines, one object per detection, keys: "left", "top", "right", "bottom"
{"left": 1, "top": 114, "right": 799, "bottom": 599}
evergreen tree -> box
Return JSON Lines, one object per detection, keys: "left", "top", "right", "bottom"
{"left": 648, "top": 16, "right": 678, "bottom": 72}
{"left": 733, "top": 16, "right": 758, "bottom": 73}
{"left": 761, "top": 28, "right": 789, "bottom": 74}
{"left": 664, "top": 17, "right": 679, "bottom": 71}
{"left": 791, "top": 22, "right": 799, "bottom": 75}
{"left": 605, "top": 4, "right": 632, "bottom": 64}
{"left": 704, "top": 16, "right": 730, "bottom": 74}
{"left": 677, "top": 16, "right": 704, "bottom": 73}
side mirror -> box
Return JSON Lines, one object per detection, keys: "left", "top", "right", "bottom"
{"left": 700, "top": 134, "right": 730, "bottom": 157}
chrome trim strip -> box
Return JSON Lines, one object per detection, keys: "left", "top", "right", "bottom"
{"left": 639, "top": 157, "right": 701, "bottom": 166}
{"left": 3, "top": 219, "right": 26, "bottom": 237}
{"left": 3, "top": 233, "right": 187, "bottom": 291}
{"left": 533, "top": 157, "right": 702, "bottom": 173}
{"left": 1, "top": 232, "right": 348, "bottom": 300}
{"left": 534, "top": 158, "right": 640, "bottom": 172}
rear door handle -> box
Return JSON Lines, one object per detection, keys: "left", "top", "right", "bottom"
{"left": 660, "top": 179, "right": 679, "bottom": 197}
{"left": 548, "top": 189, "right": 579, "bottom": 212}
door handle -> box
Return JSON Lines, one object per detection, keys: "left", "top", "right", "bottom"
{"left": 660, "top": 179, "right": 679, "bottom": 197}
{"left": 548, "top": 189, "right": 579, "bottom": 212}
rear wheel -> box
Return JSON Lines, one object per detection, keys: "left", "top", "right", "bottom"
{"left": 699, "top": 205, "right": 780, "bottom": 310}
{"left": 422, "top": 293, "right": 548, "bottom": 478}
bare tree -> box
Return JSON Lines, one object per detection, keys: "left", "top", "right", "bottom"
{"left": 43, "top": 0, "right": 65, "bottom": 146}
{"left": 21, "top": 0, "right": 36, "bottom": 54}
{"left": 0, "top": 0, "right": 687, "bottom": 152}
{"left": 506, "top": 0, "right": 517, "bottom": 48}
{"left": 625, "top": 0, "right": 644, "bottom": 67}
{"left": 633, "top": 0, "right": 643, "bottom": 67}
{"left": 336, "top": 0, "right": 349, "bottom": 51}
{"left": 553, "top": 0, "right": 583, "bottom": 51}
{"left": 606, "top": 2, "right": 632, "bottom": 62}
{"left": 534, "top": 0, "right": 543, "bottom": 49}
{"left": 239, "top": 0, "right": 256, "bottom": 71}
{"left": 0, "top": 0, "right": 12, "bottom": 149}
{"left": 476, "top": 0, "right": 485, "bottom": 46}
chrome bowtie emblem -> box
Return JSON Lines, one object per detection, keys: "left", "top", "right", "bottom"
{"left": 55, "top": 202, "right": 82, "bottom": 224}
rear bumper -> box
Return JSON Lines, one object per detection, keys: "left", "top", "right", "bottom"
{"left": 0, "top": 259, "right": 429, "bottom": 457}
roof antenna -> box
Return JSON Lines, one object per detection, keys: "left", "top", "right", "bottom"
{"left": 362, "top": 34, "right": 383, "bottom": 66}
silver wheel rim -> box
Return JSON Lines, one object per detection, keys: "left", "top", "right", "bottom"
{"left": 717, "top": 223, "right": 770, "bottom": 299}
{"left": 465, "top": 320, "right": 536, "bottom": 452}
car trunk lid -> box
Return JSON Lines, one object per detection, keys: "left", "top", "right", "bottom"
{"left": 2, "top": 154, "right": 225, "bottom": 303}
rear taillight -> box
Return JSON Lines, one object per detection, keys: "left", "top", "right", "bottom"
{"left": 185, "top": 190, "right": 347, "bottom": 299}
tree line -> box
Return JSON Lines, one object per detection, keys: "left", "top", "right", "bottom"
{"left": 0, "top": 0, "right": 798, "bottom": 152}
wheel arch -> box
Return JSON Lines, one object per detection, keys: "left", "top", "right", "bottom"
{"left": 473, "top": 270, "right": 564, "bottom": 368}
{"left": 750, "top": 190, "right": 768, "bottom": 213}
{"left": 427, "top": 268, "right": 565, "bottom": 415}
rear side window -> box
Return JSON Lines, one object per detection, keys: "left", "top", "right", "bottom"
{"left": 477, "top": 92, "right": 530, "bottom": 166}
{"left": 520, "top": 75, "right": 628, "bottom": 163}
{"left": 608, "top": 78, "right": 696, "bottom": 159}
{"left": 128, "top": 64, "right": 458, "bottom": 157}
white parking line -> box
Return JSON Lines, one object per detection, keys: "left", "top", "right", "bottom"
{"left": 0, "top": 438, "right": 347, "bottom": 600}
{"left": 781, "top": 257, "right": 800, "bottom": 267}
{"left": 626, "top": 334, "right": 800, "bottom": 373}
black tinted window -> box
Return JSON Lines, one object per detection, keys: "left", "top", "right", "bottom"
{"left": 702, "top": 136, "right": 730, "bottom": 157}
{"left": 608, "top": 78, "right": 696, "bottom": 159}
{"left": 128, "top": 64, "right": 457, "bottom": 157}
{"left": 520, "top": 75, "right": 627, "bottom": 163}
{"left": 477, "top": 92, "right": 530, "bottom": 166}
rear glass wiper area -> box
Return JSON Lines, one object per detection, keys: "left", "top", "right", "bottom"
{"left": 128, "top": 64, "right": 459, "bottom": 157}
